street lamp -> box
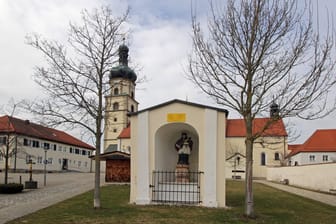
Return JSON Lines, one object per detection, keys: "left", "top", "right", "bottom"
{"left": 44, "top": 148, "right": 47, "bottom": 186}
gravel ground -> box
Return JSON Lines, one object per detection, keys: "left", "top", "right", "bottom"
{"left": 0, "top": 172, "right": 104, "bottom": 224}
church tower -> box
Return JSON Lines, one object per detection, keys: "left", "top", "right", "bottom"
{"left": 104, "top": 44, "right": 138, "bottom": 152}
{"left": 270, "top": 101, "right": 280, "bottom": 118}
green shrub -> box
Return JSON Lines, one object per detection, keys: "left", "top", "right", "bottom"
{"left": 0, "top": 183, "right": 24, "bottom": 194}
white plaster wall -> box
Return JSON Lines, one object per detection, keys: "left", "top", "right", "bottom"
{"left": 202, "top": 109, "right": 218, "bottom": 207}
{"left": 267, "top": 163, "right": 336, "bottom": 192}
{"left": 289, "top": 152, "right": 336, "bottom": 166}
{"left": 135, "top": 111, "right": 150, "bottom": 204}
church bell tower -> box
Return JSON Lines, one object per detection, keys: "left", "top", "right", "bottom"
{"left": 104, "top": 44, "right": 138, "bottom": 152}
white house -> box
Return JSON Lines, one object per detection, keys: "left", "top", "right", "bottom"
{"left": 288, "top": 129, "right": 336, "bottom": 166}
{"left": 0, "top": 115, "right": 95, "bottom": 172}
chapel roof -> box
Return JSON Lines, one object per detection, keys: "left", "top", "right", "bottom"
{"left": 0, "top": 115, "right": 95, "bottom": 150}
{"left": 288, "top": 129, "right": 336, "bottom": 157}
{"left": 129, "top": 99, "right": 229, "bottom": 116}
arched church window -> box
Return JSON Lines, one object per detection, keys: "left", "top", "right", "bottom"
{"left": 131, "top": 105, "right": 134, "bottom": 112}
{"left": 131, "top": 91, "right": 134, "bottom": 99}
{"left": 113, "top": 102, "right": 119, "bottom": 111}
{"left": 261, "top": 152, "right": 266, "bottom": 166}
{"left": 274, "top": 152, "right": 280, "bottom": 161}
{"left": 114, "top": 88, "right": 119, "bottom": 95}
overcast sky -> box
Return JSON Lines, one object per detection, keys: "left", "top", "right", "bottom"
{"left": 0, "top": 0, "right": 336, "bottom": 144}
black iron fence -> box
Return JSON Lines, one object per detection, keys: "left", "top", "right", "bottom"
{"left": 150, "top": 170, "right": 203, "bottom": 204}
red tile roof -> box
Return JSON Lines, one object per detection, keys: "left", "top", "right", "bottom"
{"left": 288, "top": 129, "right": 336, "bottom": 157}
{"left": 288, "top": 144, "right": 300, "bottom": 151}
{"left": 118, "top": 125, "right": 130, "bottom": 139}
{"left": 226, "top": 118, "right": 287, "bottom": 137}
{"left": 0, "top": 115, "right": 95, "bottom": 150}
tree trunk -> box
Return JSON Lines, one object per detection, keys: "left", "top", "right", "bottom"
{"left": 245, "top": 114, "right": 255, "bottom": 218}
{"left": 4, "top": 136, "right": 9, "bottom": 184}
{"left": 245, "top": 138, "right": 254, "bottom": 217}
{"left": 94, "top": 133, "right": 101, "bottom": 208}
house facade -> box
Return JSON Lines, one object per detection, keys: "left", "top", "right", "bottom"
{"left": 0, "top": 116, "right": 95, "bottom": 172}
{"left": 288, "top": 129, "right": 336, "bottom": 166}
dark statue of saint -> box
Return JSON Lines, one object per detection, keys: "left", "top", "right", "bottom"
{"left": 175, "top": 133, "right": 193, "bottom": 165}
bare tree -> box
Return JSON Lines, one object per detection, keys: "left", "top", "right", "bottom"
{"left": 0, "top": 103, "right": 22, "bottom": 183}
{"left": 23, "top": 6, "right": 129, "bottom": 209}
{"left": 189, "top": 0, "right": 336, "bottom": 217}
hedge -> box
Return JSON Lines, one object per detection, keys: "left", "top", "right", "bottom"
{"left": 0, "top": 183, "right": 24, "bottom": 194}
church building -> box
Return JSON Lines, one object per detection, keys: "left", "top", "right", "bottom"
{"left": 103, "top": 45, "right": 288, "bottom": 207}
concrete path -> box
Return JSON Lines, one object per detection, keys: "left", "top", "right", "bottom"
{"left": 255, "top": 180, "right": 336, "bottom": 207}
{"left": 0, "top": 172, "right": 104, "bottom": 224}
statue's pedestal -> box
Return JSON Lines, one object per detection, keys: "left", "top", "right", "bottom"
{"left": 175, "top": 164, "right": 189, "bottom": 183}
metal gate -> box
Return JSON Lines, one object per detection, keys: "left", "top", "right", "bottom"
{"left": 151, "top": 170, "right": 202, "bottom": 204}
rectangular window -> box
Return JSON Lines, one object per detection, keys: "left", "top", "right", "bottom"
{"left": 0, "top": 136, "right": 7, "bottom": 144}
{"left": 53, "top": 144, "right": 57, "bottom": 151}
{"left": 58, "top": 158, "right": 62, "bottom": 164}
{"left": 78, "top": 161, "right": 81, "bottom": 167}
{"left": 23, "top": 138, "right": 31, "bottom": 146}
{"left": 48, "top": 158, "right": 53, "bottom": 164}
{"left": 75, "top": 148, "right": 80, "bottom": 154}
{"left": 43, "top": 142, "right": 50, "bottom": 150}
{"left": 82, "top": 150, "right": 86, "bottom": 156}
{"left": 32, "top": 140, "right": 40, "bottom": 148}
{"left": 58, "top": 146, "right": 62, "bottom": 151}
{"left": 37, "top": 156, "right": 43, "bottom": 164}
{"left": 88, "top": 151, "right": 91, "bottom": 156}
{"left": 70, "top": 147, "right": 73, "bottom": 153}
{"left": 322, "top": 155, "right": 328, "bottom": 161}
{"left": 84, "top": 161, "right": 87, "bottom": 167}
{"left": 309, "top": 155, "right": 315, "bottom": 162}
{"left": 26, "top": 155, "right": 31, "bottom": 163}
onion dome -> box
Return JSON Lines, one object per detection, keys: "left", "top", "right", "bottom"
{"left": 110, "top": 44, "right": 137, "bottom": 82}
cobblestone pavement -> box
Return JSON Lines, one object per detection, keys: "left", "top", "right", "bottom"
{"left": 0, "top": 172, "right": 104, "bottom": 224}
{"left": 255, "top": 180, "right": 336, "bottom": 207}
